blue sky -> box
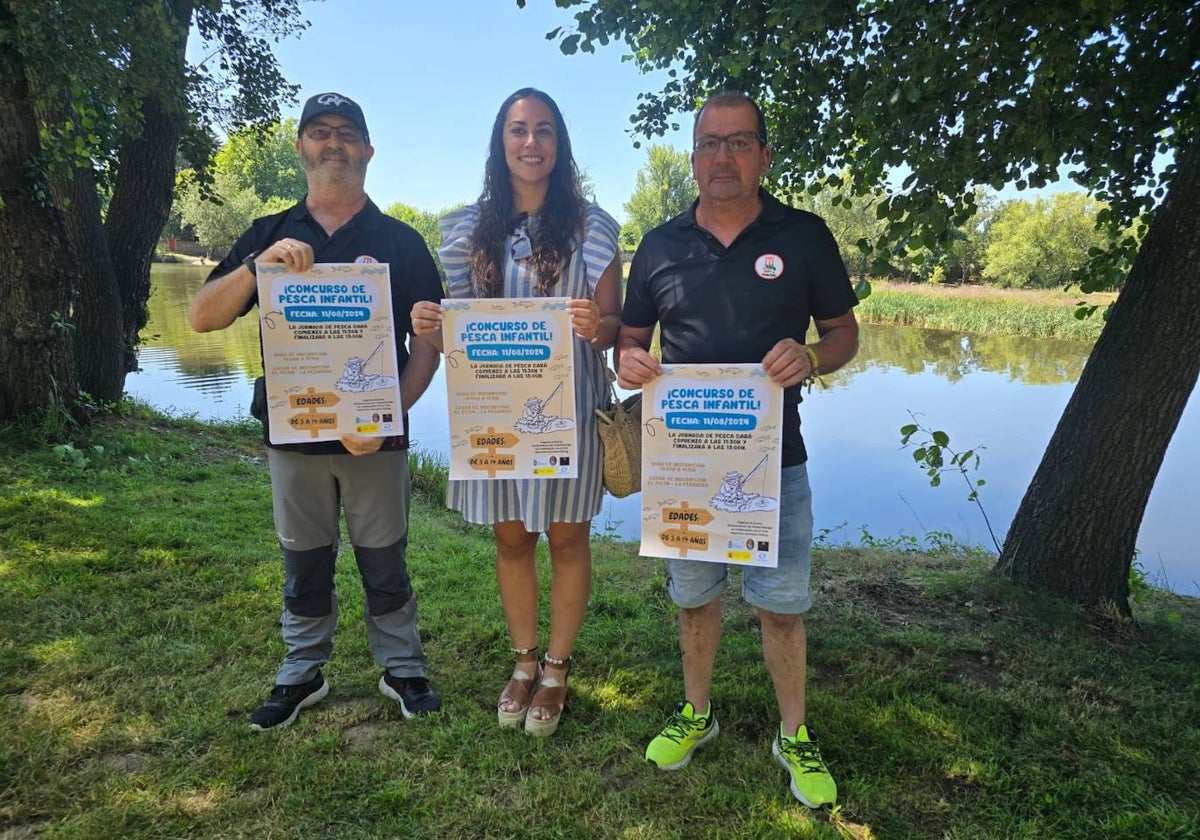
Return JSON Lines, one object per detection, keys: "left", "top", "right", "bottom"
{"left": 198, "top": 0, "right": 691, "bottom": 222}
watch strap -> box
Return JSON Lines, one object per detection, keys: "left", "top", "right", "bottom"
{"left": 242, "top": 250, "right": 261, "bottom": 276}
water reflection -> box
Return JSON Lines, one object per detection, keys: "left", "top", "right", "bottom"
{"left": 128, "top": 265, "right": 1198, "bottom": 595}
{"left": 134, "top": 265, "right": 263, "bottom": 421}
{"left": 841, "top": 326, "right": 1087, "bottom": 384}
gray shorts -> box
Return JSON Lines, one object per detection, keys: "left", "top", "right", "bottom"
{"left": 665, "top": 463, "right": 813, "bottom": 615}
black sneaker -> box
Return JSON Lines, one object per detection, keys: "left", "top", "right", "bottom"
{"left": 378, "top": 673, "right": 441, "bottom": 718}
{"left": 248, "top": 671, "right": 329, "bottom": 731}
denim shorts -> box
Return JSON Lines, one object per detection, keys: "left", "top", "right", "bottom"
{"left": 665, "top": 463, "right": 813, "bottom": 615}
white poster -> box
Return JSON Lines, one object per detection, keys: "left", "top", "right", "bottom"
{"left": 640, "top": 364, "right": 784, "bottom": 567}
{"left": 441, "top": 298, "right": 577, "bottom": 481}
{"left": 257, "top": 263, "right": 402, "bottom": 445}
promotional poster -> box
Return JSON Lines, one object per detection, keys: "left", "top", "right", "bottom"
{"left": 441, "top": 298, "right": 577, "bottom": 481}
{"left": 257, "top": 263, "right": 402, "bottom": 445}
{"left": 640, "top": 364, "right": 784, "bottom": 567}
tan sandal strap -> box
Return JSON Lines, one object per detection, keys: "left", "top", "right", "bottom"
{"left": 500, "top": 663, "right": 541, "bottom": 707}
{"left": 529, "top": 678, "right": 567, "bottom": 716}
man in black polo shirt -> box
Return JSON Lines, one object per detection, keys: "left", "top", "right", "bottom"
{"left": 617, "top": 92, "right": 859, "bottom": 807}
{"left": 189, "top": 92, "right": 444, "bottom": 730}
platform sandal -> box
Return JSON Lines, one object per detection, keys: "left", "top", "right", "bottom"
{"left": 524, "top": 653, "right": 571, "bottom": 737}
{"left": 497, "top": 646, "right": 542, "bottom": 728}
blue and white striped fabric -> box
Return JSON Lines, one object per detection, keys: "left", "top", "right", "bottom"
{"left": 438, "top": 203, "right": 621, "bottom": 531}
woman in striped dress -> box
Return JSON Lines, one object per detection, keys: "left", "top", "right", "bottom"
{"left": 411, "top": 88, "right": 621, "bottom": 736}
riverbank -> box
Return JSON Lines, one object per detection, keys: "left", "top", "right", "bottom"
{"left": 2, "top": 408, "right": 1197, "bottom": 838}
{"left": 856, "top": 280, "right": 1116, "bottom": 341}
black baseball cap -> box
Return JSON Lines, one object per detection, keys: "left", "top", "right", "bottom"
{"left": 299, "top": 92, "right": 370, "bottom": 143}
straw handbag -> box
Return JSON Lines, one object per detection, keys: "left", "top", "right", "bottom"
{"left": 594, "top": 357, "right": 642, "bottom": 498}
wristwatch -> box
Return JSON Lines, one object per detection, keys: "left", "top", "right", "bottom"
{"left": 242, "top": 250, "right": 261, "bottom": 276}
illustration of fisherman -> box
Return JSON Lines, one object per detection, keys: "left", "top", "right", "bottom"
{"left": 513, "top": 381, "right": 573, "bottom": 433}
{"left": 710, "top": 456, "right": 779, "bottom": 513}
{"left": 335, "top": 340, "right": 397, "bottom": 393}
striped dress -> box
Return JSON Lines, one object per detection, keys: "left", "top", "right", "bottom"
{"left": 438, "top": 203, "right": 621, "bottom": 531}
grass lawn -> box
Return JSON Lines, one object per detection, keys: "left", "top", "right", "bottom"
{"left": 1, "top": 408, "right": 1197, "bottom": 839}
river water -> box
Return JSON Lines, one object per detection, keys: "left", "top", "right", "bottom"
{"left": 128, "top": 265, "right": 1199, "bottom": 595}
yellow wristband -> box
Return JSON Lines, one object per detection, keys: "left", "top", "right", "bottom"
{"left": 801, "top": 345, "right": 827, "bottom": 393}
{"left": 803, "top": 345, "right": 820, "bottom": 377}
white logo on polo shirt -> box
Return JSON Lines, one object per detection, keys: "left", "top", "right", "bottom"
{"left": 355, "top": 255, "right": 378, "bottom": 263}
{"left": 755, "top": 254, "right": 783, "bottom": 279}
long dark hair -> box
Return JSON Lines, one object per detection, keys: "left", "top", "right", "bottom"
{"left": 468, "top": 88, "right": 586, "bottom": 297}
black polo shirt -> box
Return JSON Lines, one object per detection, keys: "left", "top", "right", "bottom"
{"left": 206, "top": 197, "right": 444, "bottom": 454}
{"left": 623, "top": 190, "right": 857, "bottom": 466}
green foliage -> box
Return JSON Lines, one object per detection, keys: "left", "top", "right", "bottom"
{"left": 857, "top": 287, "right": 1107, "bottom": 342}
{"left": 6, "top": 1, "right": 306, "bottom": 194}
{"left": 621, "top": 145, "right": 696, "bottom": 249}
{"left": 900, "top": 414, "right": 1001, "bottom": 553}
{"left": 550, "top": 1, "right": 1191, "bottom": 275}
{"left": 382, "top": 202, "right": 462, "bottom": 282}
{"left": 50, "top": 442, "right": 105, "bottom": 469}
{"left": 983, "top": 193, "right": 1116, "bottom": 289}
{"left": 213, "top": 118, "right": 307, "bottom": 203}
{"left": 177, "top": 172, "right": 266, "bottom": 259}
{"left": 384, "top": 201, "right": 458, "bottom": 284}
{"left": 384, "top": 202, "right": 441, "bottom": 253}
{"left": 790, "top": 182, "right": 998, "bottom": 283}
{"left": 407, "top": 447, "right": 448, "bottom": 503}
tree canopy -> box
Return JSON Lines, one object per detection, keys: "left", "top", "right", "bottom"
{"left": 620, "top": 144, "right": 696, "bottom": 250}
{"left": 549, "top": 1, "right": 1191, "bottom": 270}
{"left": 540, "top": 0, "right": 1200, "bottom": 613}
{"left": 177, "top": 172, "right": 266, "bottom": 259}
{"left": 213, "top": 118, "right": 307, "bottom": 205}
{"left": 983, "top": 194, "right": 1116, "bottom": 290}
{"left": 383, "top": 202, "right": 464, "bottom": 282}
{"left": 1, "top": 0, "right": 305, "bottom": 419}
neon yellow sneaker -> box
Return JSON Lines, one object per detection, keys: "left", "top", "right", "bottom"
{"left": 773, "top": 723, "right": 837, "bottom": 807}
{"left": 645, "top": 701, "right": 719, "bottom": 770}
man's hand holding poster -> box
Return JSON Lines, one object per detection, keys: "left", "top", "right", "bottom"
{"left": 640, "top": 365, "right": 783, "bottom": 567}
{"left": 257, "top": 263, "right": 402, "bottom": 445}
{"left": 441, "top": 298, "right": 577, "bottom": 481}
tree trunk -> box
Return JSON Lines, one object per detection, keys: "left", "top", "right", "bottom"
{"left": 0, "top": 2, "right": 78, "bottom": 421}
{"left": 61, "top": 161, "right": 126, "bottom": 403}
{"left": 996, "top": 144, "right": 1200, "bottom": 614}
{"left": 103, "top": 0, "right": 193, "bottom": 377}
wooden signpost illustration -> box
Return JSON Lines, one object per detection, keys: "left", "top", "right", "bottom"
{"left": 288, "top": 387, "right": 341, "bottom": 437}
{"left": 467, "top": 428, "right": 520, "bottom": 477}
{"left": 660, "top": 501, "right": 715, "bottom": 557}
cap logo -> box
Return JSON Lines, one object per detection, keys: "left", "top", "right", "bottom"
{"left": 316, "top": 93, "right": 349, "bottom": 107}
{"left": 755, "top": 253, "right": 783, "bottom": 279}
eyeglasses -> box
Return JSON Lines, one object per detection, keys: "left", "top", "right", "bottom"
{"left": 693, "top": 131, "right": 763, "bottom": 157}
{"left": 305, "top": 125, "right": 365, "bottom": 144}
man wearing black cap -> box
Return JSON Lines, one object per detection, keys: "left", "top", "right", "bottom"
{"left": 189, "top": 92, "right": 445, "bottom": 730}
